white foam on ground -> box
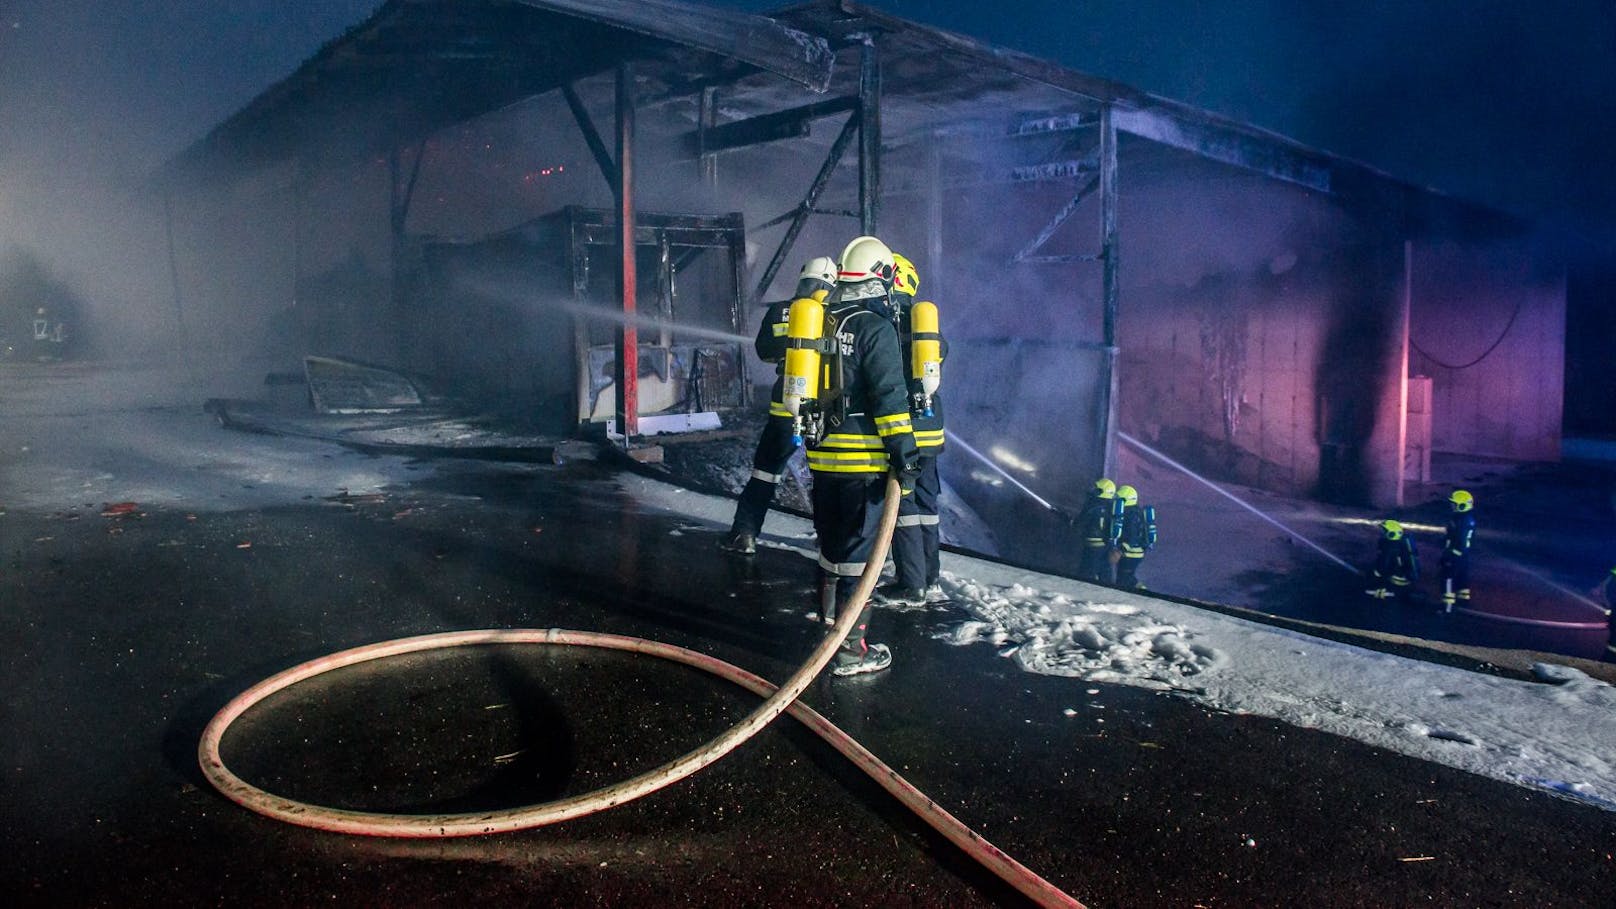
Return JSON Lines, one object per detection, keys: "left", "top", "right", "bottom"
{"left": 619, "top": 471, "right": 1616, "bottom": 813}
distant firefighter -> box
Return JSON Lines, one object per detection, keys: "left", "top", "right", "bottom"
{"left": 1074, "top": 478, "right": 1119, "bottom": 583}
{"left": 1366, "top": 519, "right": 1419, "bottom": 601}
{"left": 719, "top": 256, "right": 837, "bottom": 555}
{"left": 1438, "top": 489, "right": 1477, "bottom": 612}
{"left": 1113, "top": 484, "right": 1157, "bottom": 590}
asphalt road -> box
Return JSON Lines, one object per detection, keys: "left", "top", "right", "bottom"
{"left": 2, "top": 363, "right": 1614, "bottom": 906}
{"left": 1, "top": 466, "right": 1613, "bottom": 905}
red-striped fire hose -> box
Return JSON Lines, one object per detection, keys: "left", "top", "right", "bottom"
{"left": 199, "top": 474, "right": 1085, "bottom": 908}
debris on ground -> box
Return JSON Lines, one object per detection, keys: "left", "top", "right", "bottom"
{"left": 325, "top": 491, "right": 387, "bottom": 506}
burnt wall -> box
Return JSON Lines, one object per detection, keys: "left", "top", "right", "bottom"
{"left": 1408, "top": 236, "right": 1564, "bottom": 461}
{"left": 1114, "top": 155, "right": 1406, "bottom": 507}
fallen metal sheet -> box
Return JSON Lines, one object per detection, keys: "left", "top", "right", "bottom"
{"left": 304, "top": 356, "right": 423, "bottom": 414}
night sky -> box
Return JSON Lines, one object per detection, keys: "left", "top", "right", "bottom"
{"left": 2, "top": 0, "right": 1615, "bottom": 267}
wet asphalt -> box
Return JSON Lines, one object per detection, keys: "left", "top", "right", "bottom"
{"left": 3, "top": 457, "right": 1615, "bottom": 908}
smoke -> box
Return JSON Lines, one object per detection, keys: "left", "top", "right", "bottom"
{"left": 0, "top": 1, "right": 378, "bottom": 367}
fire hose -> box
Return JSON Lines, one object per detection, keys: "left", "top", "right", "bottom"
{"left": 198, "top": 473, "right": 1085, "bottom": 908}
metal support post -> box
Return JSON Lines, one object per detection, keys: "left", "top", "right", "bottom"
{"left": 858, "top": 38, "right": 881, "bottom": 236}
{"left": 698, "top": 86, "right": 718, "bottom": 187}
{"left": 615, "top": 62, "right": 639, "bottom": 442}
{"left": 754, "top": 112, "right": 860, "bottom": 300}
{"left": 926, "top": 139, "right": 943, "bottom": 295}
{"left": 1098, "top": 103, "right": 1120, "bottom": 478}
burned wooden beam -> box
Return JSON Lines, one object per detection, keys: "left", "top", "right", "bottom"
{"left": 516, "top": 0, "right": 834, "bottom": 92}
{"left": 687, "top": 96, "right": 857, "bottom": 156}
{"left": 1111, "top": 106, "right": 1332, "bottom": 193}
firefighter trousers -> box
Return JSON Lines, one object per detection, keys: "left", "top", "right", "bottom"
{"left": 729, "top": 416, "right": 797, "bottom": 537}
{"left": 891, "top": 456, "right": 941, "bottom": 590}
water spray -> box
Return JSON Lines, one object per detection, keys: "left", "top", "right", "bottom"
{"left": 945, "top": 430, "right": 1056, "bottom": 511}
{"left": 460, "top": 276, "right": 756, "bottom": 346}
{"left": 1119, "top": 431, "right": 1357, "bottom": 574}
{"left": 560, "top": 299, "right": 754, "bottom": 346}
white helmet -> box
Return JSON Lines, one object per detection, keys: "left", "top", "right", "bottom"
{"left": 799, "top": 256, "right": 837, "bottom": 287}
{"left": 837, "top": 236, "right": 895, "bottom": 284}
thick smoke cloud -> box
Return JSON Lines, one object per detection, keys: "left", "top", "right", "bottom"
{"left": 0, "top": 1, "right": 377, "bottom": 359}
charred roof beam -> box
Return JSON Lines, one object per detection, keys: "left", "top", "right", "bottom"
{"left": 1112, "top": 106, "right": 1331, "bottom": 193}
{"left": 562, "top": 82, "right": 620, "bottom": 196}
{"left": 515, "top": 0, "right": 835, "bottom": 92}
{"left": 884, "top": 154, "right": 1098, "bottom": 195}
{"left": 685, "top": 96, "right": 858, "bottom": 156}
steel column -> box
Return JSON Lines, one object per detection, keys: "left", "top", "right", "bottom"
{"left": 698, "top": 86, "right": 718, "bottom": 186}
{"left": 858, "top": 39, "right": 881, "bottom": 235}
{"left": 926, "top": 139, "right": 943, "bottom": 296}
{"left": 614, "top": 62, "right": 639, "bottom": 441}
{"left": 564, "top": 82, "right": 620, "bottom": 197}
{"left": 754, "top": 112, "right": 860, "bottom": 300}
{"left": 1098, "top": 104, "right": 1120, "bottom": 478}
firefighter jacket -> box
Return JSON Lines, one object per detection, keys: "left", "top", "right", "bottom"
{"left": 1076, "top": 492, "right": 1115, "bottom": 548}
{"left": 1441, "top": 511, "right": 1476, "bottom": 562}
{"left": 1372, "top": 535, "right": 1420, "bottom": 584}
{"left": 756, "top": 298, "right": 792, "bottom": 418}
{"left": 805, "top": 283, "right": 919, "bottom": 477}
{"left": 1116, "top": 503, "right": 1156, "bottom": 559}
{"left": 896, "top": 301, "right": 947, "bottom": 455}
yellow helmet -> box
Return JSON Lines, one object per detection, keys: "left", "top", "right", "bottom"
{"left": 1449, "top": 489, "right": 1473, "bottom": 512}
{"left": 1381, "top": 520, "right": 1403, "bottom": 540}
{"left": 1094, "top": 478, "right": 1116, "bottom": 499}
{"left": 837, "top": 235, "right": 895, "bottom": 284}
{"left": 891, "top": 253, "right": 919, "bottom": 297}
{"left": 1116, "top": 485, "right": 1138, "bottom": 507}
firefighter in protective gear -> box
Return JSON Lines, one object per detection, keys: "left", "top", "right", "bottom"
{"left": 1366, "top": 519, "right": 1419, "bottom": 600}
{"left": 1113, "top": 485, "right": 1156, "bottom": 589}
{"left": 876, "top": 253, "right": 949, "bottom": 605}
{"left": 719, "top": 257, "right": 837, "bottom": 554}
{"left": 1074, "top": 478, "right": 1118, "bottom": 583}
{"left": 812, "top": 235, "right": 919, "bottom": 676}
{"left": 1438, "top": 489, "right": 1476, "bottom": 612}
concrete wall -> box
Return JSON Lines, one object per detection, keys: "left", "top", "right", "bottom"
{"left": 1408, "top": 236, "right": 1564, "bottom": 462}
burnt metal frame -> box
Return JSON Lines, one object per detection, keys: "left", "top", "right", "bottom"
{"left": 564, "top": 207, "right": 749, "bottom": 426}
{"left": 751, "top": 36, "right": 882, "bottom": 303}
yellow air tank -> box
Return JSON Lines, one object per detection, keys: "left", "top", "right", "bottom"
{"left": 910, "top": 300, "right": 942, "bottom": 415}
{"left": 782, "top": 294, "right": 826, "bottom": 444}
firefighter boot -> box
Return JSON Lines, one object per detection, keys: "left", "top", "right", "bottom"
{"left": 832, "top": 640, "right": 892, "bottom": 677}
{"left": 819, "top": 574, "right": 838, "bottom": 626}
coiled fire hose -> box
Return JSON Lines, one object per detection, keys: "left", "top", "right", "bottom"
{"left": 198, "top": 473, "right": 1085, "bottom": 908}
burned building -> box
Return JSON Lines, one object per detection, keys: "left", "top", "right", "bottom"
{"left": 159, "top": 0, "right": 1564, "bottom": 521}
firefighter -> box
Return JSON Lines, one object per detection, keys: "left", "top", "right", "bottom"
{"left": 1113, "top": 484, "right": 1157, "bottom": 589}
{"left": 1074, "top": 478, "right": 1119, "bottom": 583}
{"left": 1365, "top": 519, "right": 1419, "bottom": 601}
{"left": 806, "top": 235, "right": 920, "bottom": 676}
{"left": 719, "top": 257, "right": 838, "bottom": 554}
{"left": 875, "top": 253, "right": 948, "bottom": 605}
{"left": 1438, "top": 489, "right": 1477, "bottom": 612}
